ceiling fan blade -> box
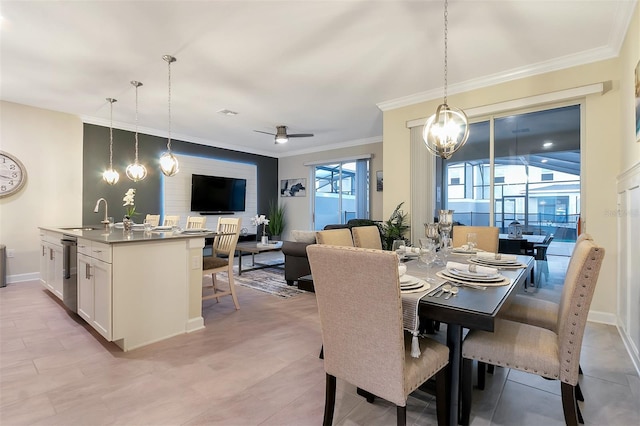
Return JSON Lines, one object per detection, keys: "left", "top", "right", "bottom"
{"left": 288, "top": 133, "right": 314, "bottom": 138}
{"left": 254, "top": 130, "right": 276, "bottom": 136}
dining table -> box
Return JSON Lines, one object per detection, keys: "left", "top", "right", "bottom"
{"left": 402, "top": 252, "right": 534, "bottom": 425}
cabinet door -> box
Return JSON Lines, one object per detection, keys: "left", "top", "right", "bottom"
{"left": 92, "top": 260, "right": 112, "bottom": 340}
{"left": 77, "top": 253, "right": 94, "bottom": 324}
{"left": 39, "top": 241, "right": 48, "bottom": 289}
{"left": 50, "top": 244, "right": 64, "bottom": 299}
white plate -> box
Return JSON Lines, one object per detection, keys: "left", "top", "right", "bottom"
{"left": 440, "top": 270, "right": 504, "bottom": 283}
{"left": 400, "top": 280, "right": 431, "bottom": 293}
{"left": 153, "top": 226, "right": 173, "bottom": 231}
{"left": 470, "top": 257, "right": 520, "bottom": 265}
{"left": 182, "top": 228, "right": 211, "bottom": 234}
{"left": 400, "top": 274, "right": 419, "bottom": 285}
{"left": 447, "top": 268, "right": 499, "bottom": 280}
{"left": 437, "top": 271, "right": 510, "bottom": 287}
{"left": 468, "top": 258, "right": 527, "bottom": 269}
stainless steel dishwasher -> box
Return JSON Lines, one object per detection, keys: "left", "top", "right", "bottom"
{"left": 61, "top": 235, "right": 78, "bottom": 313}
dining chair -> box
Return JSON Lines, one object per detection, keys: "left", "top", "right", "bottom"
{"left": 306, "top": 244, "right": 450, "bottom": 426}
{"left": 460, "top": 238, "right": 605, "bottom": 426}
{"left": 315, "top": 228, "right": 354, "bottom": 246}
{"left": 202, "top": 217, "right": 242, "bottom": 310}
{"left": 144, "top": 214, "right": 160, "bottom": 227}
{"left": 351, "top": 225, "right": 382, "bottom": 250}
{"left": 163, "top": 215, "right": 180, "bottom": 227}
{"left": 451, "top": 226, "right": 499, "bottom": 253}
{"left": 186, "top": 216, "right": 206, "bottom": 229}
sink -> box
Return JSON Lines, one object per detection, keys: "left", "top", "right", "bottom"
{"left": 60, "top": 227, "right": 98, "bottom": 231}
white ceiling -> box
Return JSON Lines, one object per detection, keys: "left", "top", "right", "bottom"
{"left": 0, "top": 0, "right": 636, "bottom": 158}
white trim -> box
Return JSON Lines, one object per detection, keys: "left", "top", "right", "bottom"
{"left": 303, "top": 153, "right": 373, "bottom": 166}
{"left": 406, "top": 83, "right": 607, "bottom": 128}
{"left": 6, "top": 272, "right": 40, "bottom": 284}
{"left": 587, "top": 310, "right": 617, "bottom": 325}
{"left": 618, "top": 321, "right": 640, "bottom": 377}
{"left": 185, "top": 317, "right": 205, "bottom": 333}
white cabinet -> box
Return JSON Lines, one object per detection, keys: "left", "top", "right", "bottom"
{"left": 77, "top": 239, "right": 112, "bottom": 341}
{"left": 39, "top": 232, "right": 63, "bottom": 299}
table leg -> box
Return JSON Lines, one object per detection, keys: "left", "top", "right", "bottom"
{"left": 238, "top": 251, "right": 243, "bottom": 276}
{"left": 447, "top": 323, "right": 463, "bottom": 426}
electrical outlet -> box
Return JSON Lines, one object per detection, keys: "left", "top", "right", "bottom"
{"left": 6, "top": 249, "right": 15, "bottom": 258}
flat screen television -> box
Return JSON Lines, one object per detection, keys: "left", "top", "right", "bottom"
{"left": 190, "top": 174, "right": 246, "bottom": 213}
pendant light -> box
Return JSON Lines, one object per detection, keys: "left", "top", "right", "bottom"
{"left": 102, "top": 98, "right": 120, "bottom": 185}
{"left": 159, "top": 54, "right": 179, "bottom": 176}
{"left": 423, "top": 0, "right": 469, "bottom": 160}
{"left": 126, "top": 80, "right": 147, "bottom": 182}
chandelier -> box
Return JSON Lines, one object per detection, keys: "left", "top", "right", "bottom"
{"left": 102, "top": 98, "right": 119, "bottom": 185}
{"left": 159, "top": 55, "right": 179, "bottom": 177}
{"left": 125, "top": 80, "right": 147, "bottom": 182}
{"left": 423, "top": 0, "right": 469, "bottom": 159}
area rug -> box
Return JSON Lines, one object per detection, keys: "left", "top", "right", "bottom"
{"left": 232, "top": 267, "right": 306, "bottom": 298}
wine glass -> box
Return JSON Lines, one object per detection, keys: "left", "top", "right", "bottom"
{"left": 418, "top": 239, "right": 438, "bottom": 282}
{"left": 392, "top": 239, "right": 406, "bottom": 261}
{"left": 466, "top": 232, "right": 477, "bottom": 251}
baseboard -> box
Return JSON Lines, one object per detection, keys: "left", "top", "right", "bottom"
{"left": 6, "top": 272, "right": 40, "bottom": 284}
{"left": 587, "top": 309, "right": 616, "bottom": 325}
{"left": 617, "top": 321, "right": 640, "bottom": 377}
{"left": 186, "top": 317, "right": 205, "bottom": 333}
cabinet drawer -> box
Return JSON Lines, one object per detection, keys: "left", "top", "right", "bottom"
{"left": 90, "top": 242, "right": 112, "bottom": 264}
{"left": 77, "top": 239, "right": 91, "bottom": 256}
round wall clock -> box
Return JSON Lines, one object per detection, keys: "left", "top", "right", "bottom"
{"left": 0, "top": 151, "right": 27, "bottom": 198}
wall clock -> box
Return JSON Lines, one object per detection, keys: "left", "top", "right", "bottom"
{"left": 0, "top": 151, "right": 27, "bottom": 198}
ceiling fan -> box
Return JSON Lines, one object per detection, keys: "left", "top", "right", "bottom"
{"left": 254, "top": 125, "right": 314, "bottom": 144}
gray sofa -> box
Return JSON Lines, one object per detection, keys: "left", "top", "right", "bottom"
{"left": 282, "top": 220, "right": 381, "bottom": 290}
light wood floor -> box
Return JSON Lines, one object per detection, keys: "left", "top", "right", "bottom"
{"left": 1, "top": 253, "right": 638, "bottom": 425}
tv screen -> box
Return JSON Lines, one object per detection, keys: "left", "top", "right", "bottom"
{"left": 190, "top": 174, "right": 246, "bottom": 213}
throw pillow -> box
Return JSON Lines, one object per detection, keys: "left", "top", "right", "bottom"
{"left": 291, "top": 230, "right": 316, "bottom": 244}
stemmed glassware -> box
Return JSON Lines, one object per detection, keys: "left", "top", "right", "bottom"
{"left": 418, "top": 238, "right": 438, "bottom": 283}
{"left": 392, "top": 239, "right": 406, "bottom": 262}
{"left": 438, "top": 209, "right": 454, "bottom": 254}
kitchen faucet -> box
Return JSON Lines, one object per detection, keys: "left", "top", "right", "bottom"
{"left": 94, "top": 198, "right": 109, "bottom": 224}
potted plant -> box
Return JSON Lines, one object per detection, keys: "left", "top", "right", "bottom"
{"left": 267, "top": 200, "right": 286, "bottom": 240}
{"left": 381, "top": 202, "right": 410, "bottom": 250}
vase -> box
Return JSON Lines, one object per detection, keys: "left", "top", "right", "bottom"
{"left": 123, "top": 217, "right": 133, "bottom": 232}
{"left": 261, "top": 235, "right": 269, "bottom": 245}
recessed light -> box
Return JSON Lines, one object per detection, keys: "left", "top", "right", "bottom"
{"left": 541, "top": 159, "right": 548, "bottom": 163}
{"left": 543, "top": 141, "right": 553, "bottom": 148}
{"left": 217, "top": 109, "right": 238, "bottom": 116}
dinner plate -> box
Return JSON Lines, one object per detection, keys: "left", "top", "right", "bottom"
{"left": 447, "top": 268, "right": 500, "bottom": 280}
{"left": 153, "top": 225, "right": 173, "bottom": 231}
{"left": 400, "top": 280, "right": 430, "bottom": 293}
{"left": 400, "top": 274, "right": 419, "bottom": 285}
{"left": 468, "top": 258, "right": 527, "bottom": 269}
{"left": 440, "top": 270, "right": 504, "bottom": 283}
{"left": 451, "top": 248, "right": 479, "bottom": 255}
{"left": 437, "top": 271, "right": 510, "bottom": 287}
{"left": 470, "top": 257, "right": 520, "bottom": 265}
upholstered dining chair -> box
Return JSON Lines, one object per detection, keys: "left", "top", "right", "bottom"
{"left": 186, "top": 216, "right": 206, "bottom": 229}
{"left": 163, "top": 215, "right": 180, "bottom": 227}
{"left": 307, "top": 244, "right": 450, "bottom": 426}
{"left": 451, "top": 226, "right": 499, "bottom": 253}
{"left": 351, "top": 225, "right": 383, "bottom": 250}
{"left": 460, "top": 238, "right": 605, "bottom": 426}
{"left": 202, "top": 217, "right": 241, "bottom": 310}
{"left": 144, "top": 214, "right": 160, "bottom": 227}
{"left": 315, "top": 228, "right": 354, "bottom": 246}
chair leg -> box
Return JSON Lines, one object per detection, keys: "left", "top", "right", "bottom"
{"left": 227, "top": 267, "right": 240, "bottom": 310}
{"left": 211, "top": 273, "right": 220, "bottom": 303}
{"left": 560, "top": 382, "right": 579, "bottom": 426}
{"left": 461, "top": 358, "right": 473, "bottom": 425}
{"left": 435, "top": 366, "right": 449, "bottom": 426}
{"left": 477, "top": 361, "right": 486, "bottom": 390}
{"left": 396, "top": 405, "right": 406, "bottom": 426}
{"left": 487, "top": 364, "right": 495, "bottom": 374}
{"left": 576, "top": 381, "right": 584, "bottom": 402}
{"left": 323, "top": 373, "right": 336, "bottom": 426}
{"left": 319, "top": 345, "right": 324, "bottom": 359}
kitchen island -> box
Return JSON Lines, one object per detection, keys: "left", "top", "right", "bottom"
{"left": 39, "top": 225, "right": 209, "bottom": 351}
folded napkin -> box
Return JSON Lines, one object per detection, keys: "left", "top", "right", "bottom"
{"left": 446, "top": 261, "right": 498, "bottom": 276}
{"left": 398, "top": 263, "right": 407, "bottom": 276}
{"left": 475, "top": 252, "right": 517, "bottom": 261}
{"left": 399, "top": 245, "right": 421, "bottom": 254}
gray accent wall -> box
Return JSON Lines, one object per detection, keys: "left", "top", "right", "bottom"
{"left": 82, "top": 124, "right": 278, "bottom": 225}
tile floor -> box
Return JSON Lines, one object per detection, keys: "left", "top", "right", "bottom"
{"left": 1, "top": 251, "right": 638, "bottom": 425}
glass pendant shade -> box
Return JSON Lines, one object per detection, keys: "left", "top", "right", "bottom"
{"left": 423, "top": 104, "right": 469, "bottom": 159}
{"left": 103, "top": 168, "right": 119, "bottom": 185}
{"left": 159, "top": 152, "right": 179, "bottom": 176}
{"left": 126, "top": 161, "right": 147, "bottom": 182}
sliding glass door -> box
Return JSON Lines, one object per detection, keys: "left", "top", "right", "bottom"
{"left": 437, "top": 104, "right": 581, "bottom": 241}
{"left": 312, "top": 160, "right": 369, "bottom": 230}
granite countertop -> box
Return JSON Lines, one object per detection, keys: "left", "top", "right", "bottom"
{"left": 39, "top": 225, "right": 214, "bottom": 244}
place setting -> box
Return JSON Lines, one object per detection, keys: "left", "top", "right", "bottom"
{"left": 468, "top": 252, "right": 528, "bottom": 269}
{"left": 398, "top": 263, "right": 430, "bottom": 293}
{"left": 436, "top": 261, "right": 511, "bottom": 288}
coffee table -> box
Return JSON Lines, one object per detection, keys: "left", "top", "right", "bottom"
{"left": 235, "top": 241, "right": 284, "bottom": 275}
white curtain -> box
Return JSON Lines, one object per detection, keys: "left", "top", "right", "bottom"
{"left": 409, "top": 125, "right": 435, "bottom": 244}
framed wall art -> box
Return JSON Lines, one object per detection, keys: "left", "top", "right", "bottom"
{"left": 376, "top": 170, "right": 383, "bottom": 192}
{"left": 281, "top": 178, "right": 306, "bottom": 197}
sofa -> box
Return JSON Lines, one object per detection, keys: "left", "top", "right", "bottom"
{"left": 282, "top": 220, "right": 381, "bottom": 290}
